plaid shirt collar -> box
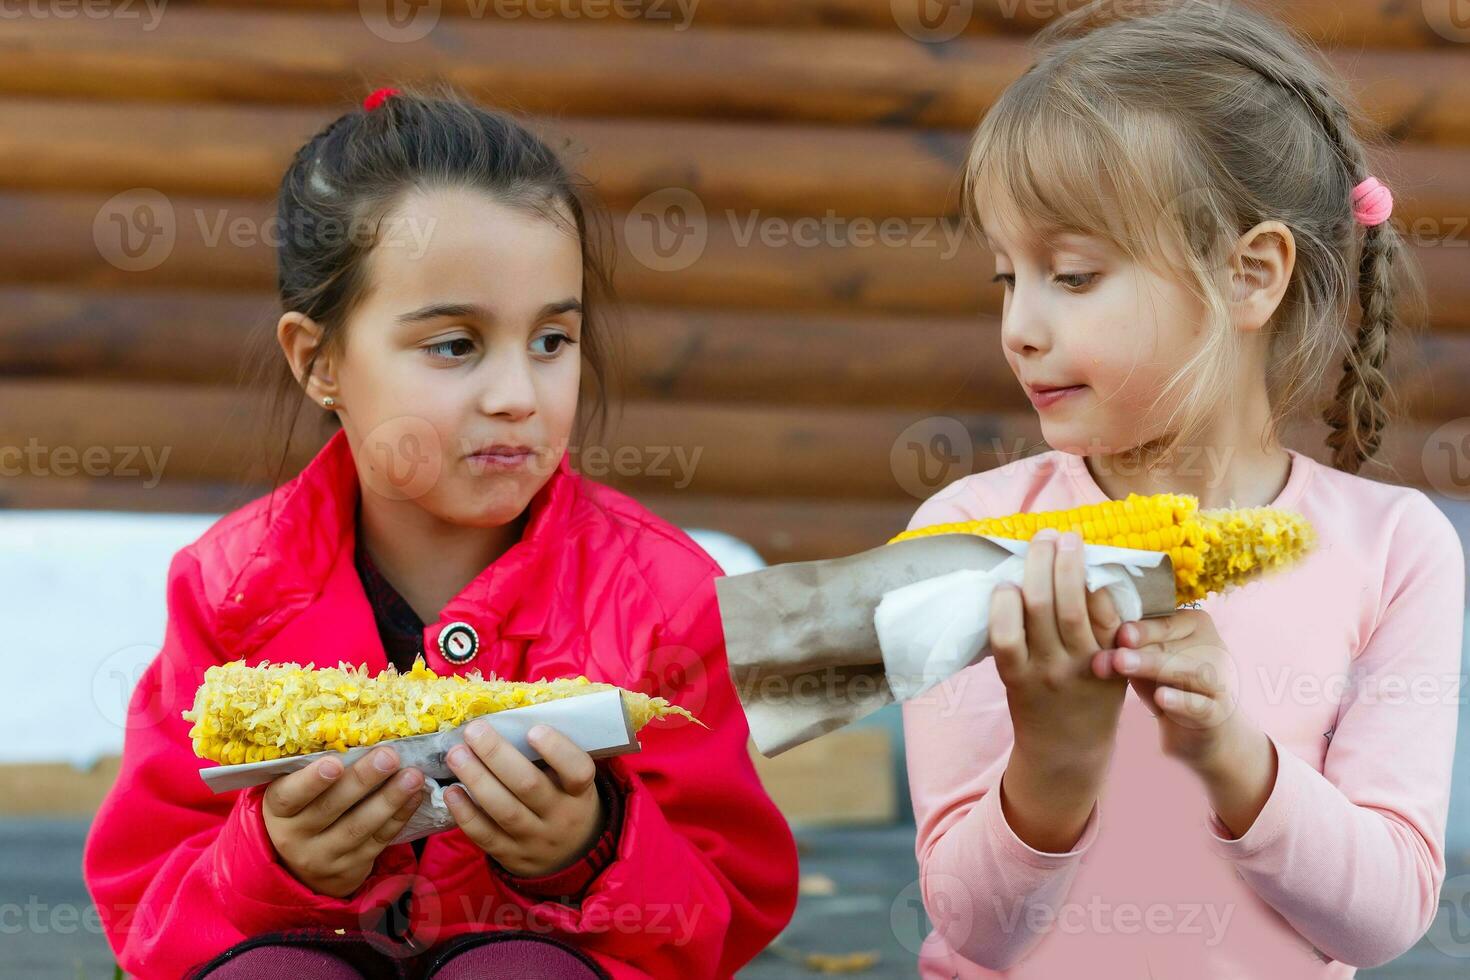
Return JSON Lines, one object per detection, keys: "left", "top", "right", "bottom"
{"left": 353, "top": 519, "right": 427, "bottom": 674}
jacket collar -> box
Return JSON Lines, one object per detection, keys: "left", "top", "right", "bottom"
{"left": 215, "top": 428, "right": 580, "bottom": 654}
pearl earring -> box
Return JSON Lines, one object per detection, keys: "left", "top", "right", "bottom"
{"left": 322, "top": 396, "right": 336, "bottom": 409}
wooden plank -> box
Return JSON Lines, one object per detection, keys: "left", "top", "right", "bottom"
{"left": 0, "top": 10, "right": 1028, "bottom": 129}
{"left": 4, "top": 190, "right": 1468, "bottom": 330}
{"left": 0, "top": 99, "right": 969, "bottom": 218}
{"left": 0, "top": 286, "right": 1018, "bottom": 409}
{"left": 5, "top": 284, "right": 1469, "bottom": 425}
{"left": 7, "top": 99, "right": 1470, "bottom": 236}
{"left": 0, "top": 737, "right": 898, "bottom": 824}
{"left": 167, "top": 0, "right": 1470, "bottom": 50}
{"left": 0, "top": 473, "right": 271, "bottom": 517}
{"left": 0, "top": 758, "right": 122, "bottom": 816}
{"left": 640, "top": 492, "right": 915, "bottom": 563}
{"left": 0, "top": 377, "right": 1454, "bottom": 502}
{"left": 3, "top": 10, "right": 1469, "bottom": 141}
{"left": 0, "top": 472, "right": 918, "bottom": 563}
{"left": 0, "top": 414, "right": 1456, "bottom": 565}
{"left": 0, "top": 378, "right": 1044, "bottom": 498}
{"left": 749, "top": 728, "right": 895, "bottom": 827}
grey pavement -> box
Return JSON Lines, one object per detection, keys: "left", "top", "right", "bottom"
{"left": 3, "top": 818, "right": 1466, "bottom": 979}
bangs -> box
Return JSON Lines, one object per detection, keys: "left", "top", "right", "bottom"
{"left": 964, "top": 71, "right": 1182, "bottom": 266}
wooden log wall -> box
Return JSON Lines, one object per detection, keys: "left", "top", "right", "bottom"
{"left": 1, "top": 1, "right": 1467, "bottom": 563}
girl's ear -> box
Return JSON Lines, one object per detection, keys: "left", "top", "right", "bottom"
{"left": 1227, "top": 220, "right": 1296, "bottom": 334}
{"left": 277, "top": 311, "right": 340, "bottom": 406}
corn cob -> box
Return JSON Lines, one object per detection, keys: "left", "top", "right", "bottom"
{"left": 888, "top": 492, "right": 1314, "bottom": 607}
{"left": 183, "top": 659, "right": 701, "bottom": 765}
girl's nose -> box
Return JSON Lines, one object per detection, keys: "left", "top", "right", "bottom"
{"left": 478, "top": 353, "right": 537, "bottom": 420}
{"left": 1000, "top": 285, "right": 1051, "bottom": 356}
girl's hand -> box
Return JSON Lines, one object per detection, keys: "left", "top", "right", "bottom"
{"left": 1093, "top": 609, "right": 1253, "bottom": 775}
{"left": 1094, "top": 610, "right": 1277, "bottom": 837}
{"left": 988, "top": 528, "right": 1128, "bottom": 853}
{"left": 262, "top": 747, "right": 427, "bottom": 899}
{"left": 444, "top": 721, "right": 605, "bottom": 878}
{"left": 991, "top": 528, "right": 1129, "bottom": 765}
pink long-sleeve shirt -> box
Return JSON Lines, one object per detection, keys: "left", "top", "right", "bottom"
{"left": 903, "top": 447, "right": 1465, "bottom": 977}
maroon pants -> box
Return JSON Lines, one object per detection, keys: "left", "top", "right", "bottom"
{"left": 193, "top": 931, "right": 607, "bottom": 980}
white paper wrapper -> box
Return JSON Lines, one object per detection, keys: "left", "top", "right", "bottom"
{"left": 718, "top": 533, "right": 1177, "bottom": 757}
{"left": 876, "top": 536, "right": 1161, "bottom": 701}
{"left": 197, "top": 688, "right": 636, "bottom": 844}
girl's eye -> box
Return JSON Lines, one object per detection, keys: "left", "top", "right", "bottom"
{"left": 424, "top": 337, "right": 474, "bottom": 360}
{"left": 990, "top": 272, "right": 1098, "bottom": 291}
{"left": 531, "top": 333, "right": 576, "bottom": 356}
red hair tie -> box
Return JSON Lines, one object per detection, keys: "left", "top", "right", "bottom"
{"left": 363, "top": 87, "right": 400, "bottom": 112}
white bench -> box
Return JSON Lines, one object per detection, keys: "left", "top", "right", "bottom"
{"left": 0, "top": 510, "right": 764, "bottom": 771}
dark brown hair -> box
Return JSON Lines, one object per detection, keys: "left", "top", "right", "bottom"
{"left": 242, "top": 82, "right": 619, "bottom": 492}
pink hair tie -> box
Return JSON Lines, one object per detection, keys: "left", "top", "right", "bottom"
{"left": 1351, "top": 176, "right": 1393, "bottom": 227}
{"left": 363, "top": 87, "right": 400, "bottom": 112}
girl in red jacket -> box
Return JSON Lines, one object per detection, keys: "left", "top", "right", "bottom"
{"left": 82, "top": 86, "right": 799, "bottom": 980}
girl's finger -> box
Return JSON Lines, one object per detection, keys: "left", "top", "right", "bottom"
{"left": 264, "top": 756, "right": 344, "bottom": 819}
{"left": 527, "top": 726, "right": 597, "bottom": 800}
{"left": 1050, "top": 532, "right": 1098, "bottom": 657}
{"left": 1111, "top": 646, "right": 1225, "bottom": 697}
{"left": 1091, "top": 649, "right": 1115, "bottom": 679}
{"left": 298, "top": 747, "right": 403, "bottom": 835}
{"left": 1086, "top": 583, "right": 1123, "bottom": 651}
{"left": 443, "top": 784, "right": 513, "bottom": 855}
{"left": 445, "top": 740, "right": 539, "bottom": 836}
{"left": 328, "top": 767, "right": 424, "bottom": 855}
{"left": 360, "top": 783, "right": 428, "bottom": 854}
{"left": 1117, "top": 610, "right": 1201, "bottom": 649}
{"left": 1154, "top": 686, "right": 1224, "bottom": 728}
{"left": 988, "top": 584, "right": 1027, "bottom": 679}
{"left": 1021, "top": 530, "right": 1064, "bottom": 661}
{"left": 462, "top": 721, "right": 557, "bottom": 814}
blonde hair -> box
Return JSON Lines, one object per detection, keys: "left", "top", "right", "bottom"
{"left": 962, "top": 0, "right": 1421, "bottom": 475}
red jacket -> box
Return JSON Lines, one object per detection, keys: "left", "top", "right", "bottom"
{"left": 82, "top": 429, "right": 799, "bottom": 979}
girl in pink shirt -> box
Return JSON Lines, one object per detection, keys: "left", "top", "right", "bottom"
{"left": 903, "top": 2, "right": 1464, "bottom": 976}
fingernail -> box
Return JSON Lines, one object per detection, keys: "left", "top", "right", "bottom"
{"left": 1057, "top": 532, "right": 1079, "bottom": 551}
{"left": 1034, "top": 528, "right": 1058, "bottom": 542}
{"left": 1117, "top": 650, "right": 1139, "bottom": 670}
{"left": 319, "top": 759, "right": 341, "bottom": 780}
{"left": 448, "top": 745, "right": 470, "bottom": 767}
{"left": 397, "top": 769, "right": 421, "bottom": 790}
{"left": 465, "top": 720, "right": 488, "bottom": 741}
{"left": 373, "top": 749, "right": 396, "bottom": 772}
{"left": 528, "top": 725, "right": 549, "bottom": 741}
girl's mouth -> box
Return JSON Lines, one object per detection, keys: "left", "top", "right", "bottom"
{"left": 1026, "top": 384, "right": 1087, "bottom": 409}
{"left": 466, "top": 445, "right": 536, "bottom": 471}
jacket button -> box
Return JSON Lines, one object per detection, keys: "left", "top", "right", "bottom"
{"left": 437, "top": 621, "right": 479, "bottom": 664}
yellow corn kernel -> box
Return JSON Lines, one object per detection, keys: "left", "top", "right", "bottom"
{"left": 182, "top": 659, "right": 702, "bottom": 764}
{"left": 889, "top": 492, "right": 1314, "bottom": 606}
